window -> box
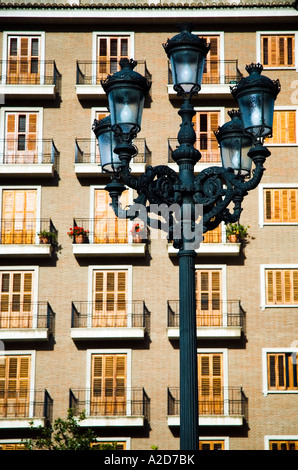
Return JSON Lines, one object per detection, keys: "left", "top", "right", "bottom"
{"left": 0, "top": 443, "right": 25, "bottom": 450}
{"left": 265, "top": 268, "right": 298, "bottom": 305}
{"left": 0, "top": 270, "right": 34, "bottom": 328}
{"left": 198, "top": 353, "right": 223, "bottom": 414}
{"left": 264, "top": 188, "right": 298, "bottom": 223}
{"left": 7, "top": 35, "right": 40, "bottom": 84}
{"left": 261, "top": 34, "right": 295, "bottom": 67}
{"left": 266, "top": 110, "right": 296, "bottom": 144}
{"left": 4, "top": 112, "right": 38, "bottom": 164}
{"left": 94, "top": 189, "right": 129, "bottom": 243}
{"left": 201, "top": 35, "right": 220, "bottom": 84}
{"left": 91, "top": 353, "right": 127, "bottom": 416}
{"left": 196, "top": 269, "right": 222, "bottom": 326}
{"left": 269, "top": 440, "right": 298, "bottom": 450}
{"left": 203, "top": 224, "right": 222, "bottom": 243}
{"left": 192, "top": 111, "right": 220, "bottom": 163}
{"left": 1, "top": 189, "right": 37, "bottom": 244}
{"left": 199, "top": 440, "right": 225, "bottom": 450}
{"left": 0, "top": 355, "right": 31, "bottom": 417}
{"left": 93, "top": 269, "right": 127, "bottom": 327}
{"left": 97, "top": 35, "right": 130, "bottom": 81}
{"left": 267, "top": 353, "right": 298, "bottom": 391}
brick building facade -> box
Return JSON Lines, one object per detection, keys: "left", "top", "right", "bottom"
{"left": 0, "top": 0, "right": 297, "bottom": 451}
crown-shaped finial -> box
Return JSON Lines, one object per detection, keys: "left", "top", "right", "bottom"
{"left": 245, "top": 63, "right": 263, "bottom": 75}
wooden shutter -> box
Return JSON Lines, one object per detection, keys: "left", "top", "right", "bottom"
{"left": 93, "top": 270, "right": 127, "bottom": 327}
{"left": 262, "top": 35, "right": 295, "bottom": 67}
{"left": 267, "top": 110, "right": 296, "bottom": 144}
{"left": 269, "top": 440, "right": 298, "bottom": 450}
{"left": 5, "top": 112, "right": 38, "bottom": 164}
{"left": 268, "top": 353, "right": 298, "bottom": 391}
{"left": 196, "top": 269, "right": 222, "bottom": 326}
{"left": 0, "top": 355, "right": 30, "bottom": 417}
{"left": 94, "top": 189, "right": 129, "bottom": 243}
{"left": 7, "top": 36, "right": 40, "bottom": 84}
{"left": 1, "top": 190, "right": 37, "bottom": 244}
{"left": 266, "top": 269, "right": 298, "bottom": 305}
{"left": 0, "top": 271, "right": 33, "bottom": 329}
{"left": 264, "top": 188, "right": 298, "bottom": 223}
{"left": 203, "top": 224, "right": 222, "bottom": 244}
{"left": 97, "top": 36, "right": 130, "bottom": 81}
{"left": 202, "top": 36, "right": 220, "bottom": 84}
{"left": 192, "top": 112, "right": 220, "bottom": 163}
{"left": 91, "top": 354, "right": 126, "bottom": 416}
{"left": 198, "top": 353, "right": 223, "bottom": 414}
{"left": 199, "top": 440, "right": 224, "bottom": 450}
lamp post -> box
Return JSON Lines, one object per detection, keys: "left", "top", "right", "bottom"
{"left": 93, "top": 24, "right": 280, "bottom": 451}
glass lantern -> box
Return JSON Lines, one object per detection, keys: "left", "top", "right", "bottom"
{"left": 92, "top": 116, "right": 122, "bottom": 173}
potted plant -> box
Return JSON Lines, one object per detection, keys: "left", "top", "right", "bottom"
{"left": 68, "top": 226, "right": 89, "bottom": 244}
{"left": 38, "top": 230, "right": 57, "bottom": 244}
{"left": 130, "top": 222, "right": 143, "bottom": 243}
{"left": 226, "top": 223, "right": 250, "bottom": 243}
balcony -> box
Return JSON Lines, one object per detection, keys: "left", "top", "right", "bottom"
{"left": 0, "top": 301, "right": 54, "bottom": 342}
{"left": 71, "top": 300, "right": 149, "bottom": 341}
{"left": 0, "top": 389, "right": 53, "bottom": 429}
{"left": 167, "top": 387, "right": 248, "bottom": 427}
{"left": 167, "top": 224, "right": 241, "bottom": 257}
{"left": 75, "top": 60, "right": 151, "bottom": 99}
{"left": 0, "top": 60, "right": 61, "bottom": 99}
{"left": 0, "top": 139, "right": 59, "bottom": 177}
{"left": 167, "top": 59, "right": 243, "bottom": 98}
{"left": 167, "top": 300, "right": 245, "bottom": 340}
{"left": 75, "top": 137, "right": 150, "bottom": 177}
{"left": 71, "top": 218, "right": 147, "bottom": 258}
{"left": 69, "top": 388, "right": 150, "bottom": 427}
{"left": 0, "top": 218, "right": 57, "bottom": 258}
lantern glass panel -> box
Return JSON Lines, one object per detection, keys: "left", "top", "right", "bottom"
{"left": 97, "top": 130, "right": 121, "bottom": 173}
{"left": 108, "top": 86, "right": 145, "bottom": 133}
{"left": 170, "top": 48, "right": 205, "bottom": 93}
{"left": 238, "top": 91, "right": 275, "bottom": 138}
{"left": 220, "top": 135, "right": 252, "bottom": 176}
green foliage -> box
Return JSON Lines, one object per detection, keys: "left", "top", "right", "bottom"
{"left": 38, "top": 230, "right": 57, "bottom": 240}
{"left": 226, "top": 222, "right": 250, "bottom": 240}
{"left": 23, "top": 409, "right": 109, "bottom": 451}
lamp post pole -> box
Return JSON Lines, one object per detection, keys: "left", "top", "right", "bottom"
{"left": 93, "top": 25, "right": 280, "bottom": 451}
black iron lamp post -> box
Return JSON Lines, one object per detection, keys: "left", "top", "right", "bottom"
{"left": 93, "top": 24, "right": 280, "bottom": 451}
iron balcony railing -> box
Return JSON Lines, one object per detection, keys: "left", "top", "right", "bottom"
{"left": 168, "top": 59, "right": 243, "bottom": 85}
{"left": 76, "top": 59, "right": 152, "bottom": 86}
{"left": 0, "top": 301, "right": 55, "bottom": 331}
{"left": 0, "top": 389, "right": 53, "bottom": 421}
{"left": 168, "top": 138, "right": 220, "bottom": 164}
{"left": 167, "top": 387, "right": 248, "bottom": 421}
{"left": 0, "top": 218, "right": 57, "bottom": 245}
{"left": 71, "top": 218, "right": 147, "bottom": 244}
{"left": 69, "top": 388, "right": 150, "bottom": 421}
{"left": 75, "top": 137, "right": 150, "bottom": 165}
{"left": 0, "top": 139, "right": 59, "bottom": 168}
{"left": 71, "top": 300, "right": 150, "bottom": 331}
{"left": 167, "top": 300, "right": 245, "bottom": 330}
{"left": 1, "top": 60, "right": 61, "bottom": 88}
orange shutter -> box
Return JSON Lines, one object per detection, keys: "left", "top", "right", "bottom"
{"left": 1, "top": 190, "right": 37, "bottom": 244}
{"left": 0, "top": 271, "right": 33, "bottom": 328}
{"left": 198, "top": 353, "right": 223, "bottom": 414}
{"left": 93, "top": 270, "right": 127, "bottom": 327}
{"left": 7, "top": 36, "right": 40, "bottom": 84}
{"left": 262, "top": 35, "right": 295, "bottom": 67}
{"left": 268, "top": 111, "right": 296, "bottom": 144}
{"left": 0, "top": 355, "right": 30, "bottom": 417}
{"left": 97, "top": 36, "right": 130, "bottom": 82}
{"left": 266, "top": 269, "right": 298, "bottom": 304}
{"left": 192, "top": 112, "right": 220, "bottom": 163}
{"left": 264, "top": 188, "right": 298, "bottom": 223}
{"left": 202, "top": 36, "right": 220, "bottom": 84}
{"left": 203, "top": 225, "right": 222, "bottom": 243}
{"left": 5, "top": 112, "right": 38, "bottom": 164}
{"left": 94, "top": 189, "right": 129, "bottom": 243}
{"left": 91, "top": 354, "right": 126, "bottom": 416}
{"left": 196, "top": 269, "right": 222, "bottom": 326}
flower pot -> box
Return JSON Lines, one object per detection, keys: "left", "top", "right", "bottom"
{"left": 39, "top": 236, "right": 49, "bottom": 244}
{"left": 75, "top": 234, "right": 86, "bottom": 244}
{"left": 228, "top": 234, "right": 238, "bottom": 243}
{"left": 133, "top": 234, "right": 142, "bottom": 243}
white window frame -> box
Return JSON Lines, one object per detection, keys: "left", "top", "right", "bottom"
{"left": 0, "top": 185, "right": 42, "bottom": 244}
{"left": 199, "top": 436, "right": 229, "bottom": 450}
{"left": 258, "top": 183, "right": 298, "bottom": 228}
{"left": 256, "top": 31, "right": 298, "bottom": 71}
{"left": 260, "top": 264, "right": 298, "bottom": 309}
{"left": 0, "top": 350, "right": 37, "bottom": 417}
{"left": 0, "top": 265, "right": 39, "bottom": 328}
{"left": 87, "top": 264, "right": 133, "bottom": 328}
{"left": 193, "top": 31, "right": 225, "bottom": 83}
{"left": 86, "top": 348, "right": 132, "bottom": 416}
{"left": 264, "top": 435, "right": 298, "bottom": 450}
{"left": 265, "top": 106, "right": 298, "bottom": 147}
{"left": 0, "top": 107, "right": 44, "bottom": 164}
{"left": 2, "top": 31, "right": 46, "bottom": 85}
{"left": 91, "top": 31, "right": 135, "bottom": 85}
{"left": 262, "top": 347, "right": 298, "bottom": 396}
{"left": 195, "top": 264, "right": 228, "bottom": 325}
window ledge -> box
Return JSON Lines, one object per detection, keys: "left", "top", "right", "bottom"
{"left": 79, "top": 416, "right": 145, "bottom": 427}
{"left": 167, "top": 326, "right": 242, "bottom": 340}
{"left": 71, "top": 327, "right": 145, "bottom": 341}
{"left": 0, "top": 163, "right": 55, "bottom": 177}
{"left": 0, "top": 244, "right": 52, "bottom": 258}
{"left": 167, "top": 415, "right": 244, "bottom": 427}
{"left": 74, "top": 162, "right": 146, "bottom": 177}
{"left": 75, "top": 84, "right": 105, "bottom": 99}
{"left": 167, "top": 83, "right": 233, "bottom": 99}
{"left": 168, "top": 243, "right": 241, "bottom": 257}
{"left": 72, "top": 243, "right": 146, "bottom": 257}
{"left": 0, "top": 417, "right": 46, "bottom": 429}
{"left": 0, "top": 84, "right": 57, "bottom": 99}
{"left": 0, "top": 328, "right": 49, "bottom": 341}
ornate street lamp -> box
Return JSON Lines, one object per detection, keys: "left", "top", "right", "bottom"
{"left": 93, "top": 25, "right": 280, "bottom": 451}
